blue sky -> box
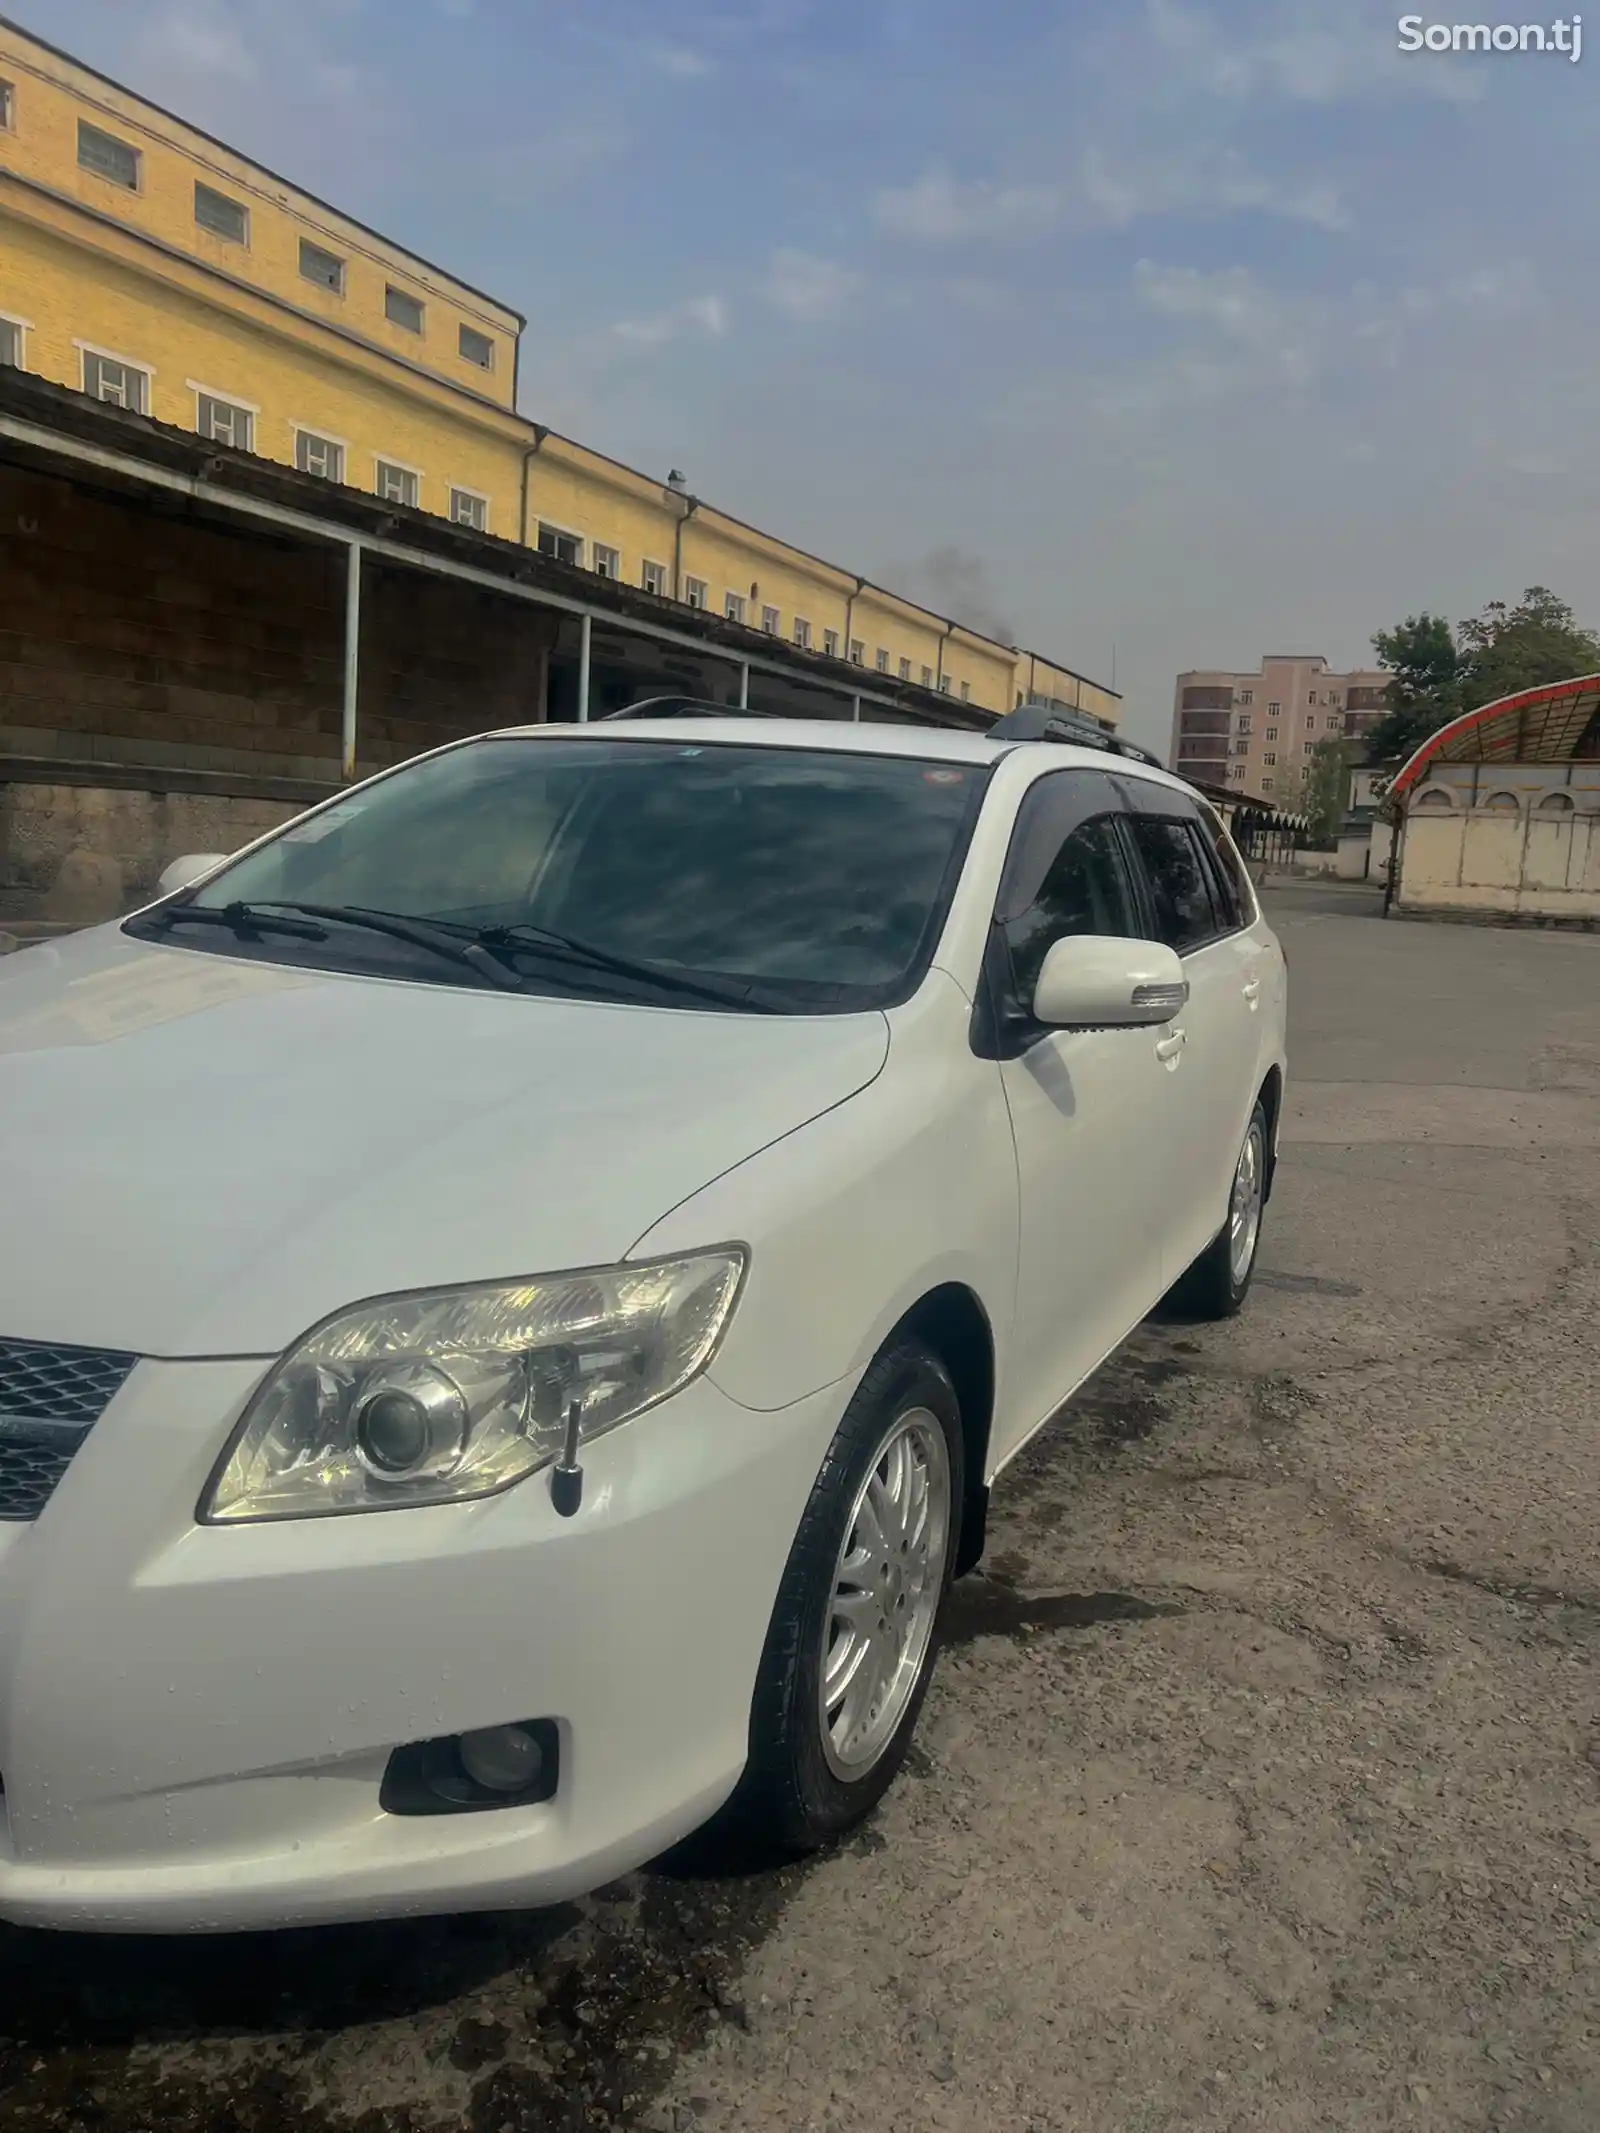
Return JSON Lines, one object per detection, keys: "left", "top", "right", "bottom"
{"left": 21, "top": 0, "right": 1600, "bottom": 748}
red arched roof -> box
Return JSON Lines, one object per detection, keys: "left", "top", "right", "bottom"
{"left": 1388, "top": 673, "right": 1600, "bottom": 805}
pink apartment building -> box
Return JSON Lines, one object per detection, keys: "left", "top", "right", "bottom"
{"left": 1170, "top": 656, "right": 1389, "bottom": 802}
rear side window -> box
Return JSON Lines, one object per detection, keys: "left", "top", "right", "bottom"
{"left": 1195, "top": 811, "right": 1255, "bottom": 931}
{"left": 1125, "top": 816, "right": 1220, "bottom": 954}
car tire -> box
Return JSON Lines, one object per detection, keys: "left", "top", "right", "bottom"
{"left": 1169, "top": 1096, "right": 1269, "bottom": 1320}
{"left": 732, "top": 1340, "right": 964, "bottom": 1853}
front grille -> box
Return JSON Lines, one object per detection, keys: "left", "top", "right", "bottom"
{"left": 0, "top": 1339, "right": 139, "bottom": 1522}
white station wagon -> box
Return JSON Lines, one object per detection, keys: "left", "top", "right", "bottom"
{"left": 0, "top": 703, "right": 1286, "bottom": 1932}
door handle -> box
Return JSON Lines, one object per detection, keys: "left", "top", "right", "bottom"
{"left": 1155, "top": 1028, "right": 1187, "bottom": 1063}
{"left": 1242, "top": 978, "right": 1262, "bottom": 1007}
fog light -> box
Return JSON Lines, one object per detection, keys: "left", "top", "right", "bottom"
{"left": 379, "top": 1718, "right": 560, "bottom": 1816}
{"left": 457, "top": 1723, "right": 544, "bottom": 1794}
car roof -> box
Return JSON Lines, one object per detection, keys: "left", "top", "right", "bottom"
{"left": 487, "top": 714, "right": 1198, "bottom": 799}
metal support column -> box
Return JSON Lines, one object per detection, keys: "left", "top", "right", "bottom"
{"left": 851, "top": 693, "right": 861, "bottom": 722}
{"left": 739, "top": 662, "right": 750, "bottom": 710}
{"left": 577, "top": 611, "right": 592, "bottom": 722}
{"left": 341, "top": 541, "right": 362, "bottom": 780}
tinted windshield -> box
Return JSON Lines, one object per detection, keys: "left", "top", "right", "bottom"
{"left": 164, "top": 737, "right": 988, "bottom": 1012}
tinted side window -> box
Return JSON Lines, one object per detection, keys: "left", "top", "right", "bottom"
{"left": 1195, "top": 811, "right": 1254, "bottom": 931}
{"left": 1001, "top": 815, "right": 1137, "bottom": 1004}
{"left": 1125, "top": 817, "right": 1220, "bottom": 953}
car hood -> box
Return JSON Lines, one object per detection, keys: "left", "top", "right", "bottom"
{"left": 0, "top": 928, "right": 889, "bottom": 1357}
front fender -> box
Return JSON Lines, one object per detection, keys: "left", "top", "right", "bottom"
{"left": 627, "top": 971, "right": 1020, "bottom": 1420}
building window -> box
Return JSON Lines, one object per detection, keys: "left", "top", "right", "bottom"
{"left": 78, "top": 121, "right": 140, "bottom": 189}
{"left": 1238, "top": 689, "right": 1253, "bottom": 705}
{"left": 195, "top": 392, "right": 253, "bottom": 450}
{"left": 959, "top": 680, "right": 971, "bottom": 702}
{"left": 824, "top": 628, "right": 840, "bottom": 657}
{"left": 0, "top": 318, "right": 23, "bottom": 369}
{"left": 762, "top": 606, "right": 780, "bottom": 636}
{"left": 459, "top": 324, "right": 494, "bottom": 370}
{"left": 875, "top": 648, "right": 890, "bottom": 673}
{"left": 684, "top": 576, "right": 708, "bottom": 610}
{"left": 794, "top": 617, "right": 812, "bottom": 650}
{"left": 849, "top": 640, "right": 864, "bottom": 665}
{"left": 376, "top": 460, "right": 420, "bottom": 508}
{"left": 295, "top": 430, "right": 344, "bottom": 481}
{"left": 723, "top": 590, "right": 745, "bottom": 623}
{"left": 1326, "top": 715, "right": 1342, "bottom": 730}
{"left": 921, "top": 665, "right": 933, "bottom": 686}
{"left": 1261, "top": 777, "right": 1275, "bottom": 791}
{"left": 450, "top": 488, "right": 488, "bottom": 532}
{"left": 898, "top": 657, "right": 912, "bottom": 681}
{"left": 538, "top": 523, "right": 581, "bottom": 565}
{"left": 1266, "top": 727, "right": 1278, "bottom": 741}
{"left": 194, "top": 182, "right": 247, "bottom": 244}
{"left": 1263, "top": 752, "right": 1276, "bottom": 766}
{"left": 385, "top": 285, "right": 425, "bottom": 334}
{"left": 1228, "top": 763, "right": 1246, "bottom": 780}
{"left": 641, "top": 559, "right": 666, "bottom": 595}
{"left": 299, "top": 239, "right": 346, "bottom": 294}
{"left": 81, "top": 350, "right": 148, "bottom": 412}
{"left": 938, "top": 675, "right": 951, "bottom": 694}
{"left": 1306, "top": 692, "right": 1318, "bottom": 707}
{"left": 0, "top": 80, "right": 13, "bottom": 131}
{"left": 1304, "top": 742, "right": 1315, "bottom": 754}
{"left": 1304, "top": 715, "right": 1315, "bottom": 729}
{"left": 1236, "top": 715, "right": 1251, "bottom": 733}
{"left": 590, "top": 543, "right": 619, "bottom": 578}
{"left": 1267, "top": 700, "right": 1280, "bottom": 715}
{"left": 1232, "top": 740, "right": 1249, "bottom": 755}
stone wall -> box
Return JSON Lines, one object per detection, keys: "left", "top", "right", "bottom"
{"left": 0, "top": 461, "right": 556, "bottom": 783}
{"left": 0, "top": 457, "right": 561, "bottom": 921}
{"left": 0, "top": 775, "right": 313, "bottom": 923}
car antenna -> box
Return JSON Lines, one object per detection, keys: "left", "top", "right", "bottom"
{"left": 550, "top": 1398, "right": 585, "bottom": 1517}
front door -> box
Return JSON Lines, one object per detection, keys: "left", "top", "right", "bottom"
{"left": 983, "top": 769, "right": 1181, "bottom": 1465}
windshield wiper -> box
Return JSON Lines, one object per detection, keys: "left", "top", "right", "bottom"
{"left": 249, "top": 904, "right": 526, "bottom": 991}
{"left": 139, "top": 901, "right": 330, "bottom": 942}
{"left": 476, "top": 921, "right": 787, "bottom": 1014}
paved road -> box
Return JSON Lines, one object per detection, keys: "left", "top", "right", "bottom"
{"left": 1, "top": 882, "right": 1596, "bottom": 2133}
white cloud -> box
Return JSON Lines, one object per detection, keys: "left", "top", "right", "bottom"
{"left": 761, "top": 248, "right": 860, "bottom": 322}
{"left": 613, "top": 294, "right": 730, "bottom": 346}
{"left": 642, "top": 41, "right": 716, "bottom": 79}
{"left": 1145, "top": 0, "right": 1487, "bottom": 107}
{"left": 1082, "top": 145, "right": 1346, "bottom": 231}
{"left": 141, "top": 0, "right": 258, "bottom": 82}
{"left": 873, "top": 167, "right": 1061, "bottom": 243}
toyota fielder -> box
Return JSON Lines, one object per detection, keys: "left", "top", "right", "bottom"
{"left": 0, "top": 705, "right": 1286, "bottom": 1931}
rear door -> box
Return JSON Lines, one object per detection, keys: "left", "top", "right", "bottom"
{"left": 1116, "top": 782, "right": 1265, "bottom": 1280}
{"left": 980, "top": 768, "right": 1178, "bottom": 1462}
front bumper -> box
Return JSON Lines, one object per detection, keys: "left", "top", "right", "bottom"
{"left": 0, "top": 1358, "right": 845, "bottom": 1932}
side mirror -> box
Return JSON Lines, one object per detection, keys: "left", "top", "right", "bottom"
{"left": 156, "top": 853, "right": 229, "bottom": 898}
{"left": 1032, "top": 936, "right": 1188, "bottom": 1030}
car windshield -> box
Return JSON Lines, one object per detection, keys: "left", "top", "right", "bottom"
{"left": 156, "top": 736, "right": 988, "bottom": 1012}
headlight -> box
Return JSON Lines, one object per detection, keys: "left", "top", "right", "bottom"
{"left": 200, "top": 1249, "right": 746, "bottom": 1523}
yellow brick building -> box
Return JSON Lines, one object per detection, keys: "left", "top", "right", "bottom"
{"left": 0, "top": 15, "right": 1116, "bottom": 728}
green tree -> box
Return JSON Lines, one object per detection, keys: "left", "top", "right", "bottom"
{"left": 1366, "top": 611, "right": 1460, "bottom": 763}
{"left": 1455, "top": 585, "right": 1600, "bottom": 710}
{"left": 1300, "top": 738, "right": 1352, "bottom": 844}
{"left": 1367, "top": 588, "right": 1600, "bottom": 763}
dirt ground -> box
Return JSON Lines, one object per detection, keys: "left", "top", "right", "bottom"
{"left": 1, "top": 881, "right": 1596, "bottom": 2133}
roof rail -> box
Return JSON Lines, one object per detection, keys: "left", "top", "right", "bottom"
{"left": 987, "top": 702, "right": 1168, "bottom": 772}
{"left": 598, "top": 696, "right": 780, "bottom": 720}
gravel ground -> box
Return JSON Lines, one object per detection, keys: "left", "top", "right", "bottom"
{"left": 1, "top": 882, "right": 1595, "bottom": 2133}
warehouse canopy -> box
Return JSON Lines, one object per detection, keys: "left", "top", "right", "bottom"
{"left": 1388, "top": 674, "right": 1600, "bottom": 807}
